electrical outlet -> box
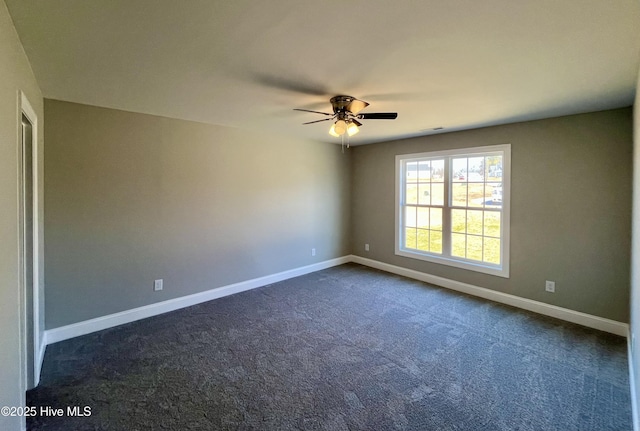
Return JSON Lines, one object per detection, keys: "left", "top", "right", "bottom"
{"left": 545, "top": 280, "right": 555, "bottom": 293}
{"left": 311, "top": 248, "right": 316, "bottom": 256}
{"left": 154, "top": 279, "right": 163, "bottom": 291}
{"left": 365, "top": 244, "right": 370, "bottom": 251}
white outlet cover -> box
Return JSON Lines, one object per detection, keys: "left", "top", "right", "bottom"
{"left": 154, "top": 279, "right": 163, "bottom": 291}
{"left": 545, "top": 280, "right": 555, "bottom": 292}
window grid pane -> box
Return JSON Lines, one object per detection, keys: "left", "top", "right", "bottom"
{"left": 452, "top": 233, "right": 466, "bottom": 258}
{"left": 430, "top": 208, "right": 442, "bottom": 231}
{"left": 417, "top": 207, "right": 429, "bottom": 229}
{"left": 484, "top": 237, "right": 501, "bottom": 264}
{"left": 418, "top": 183, "right": 430, "bottom": 205}
{"left": 452, "top": 209, "right": 466, "bottom": 233}
{"left": 430, "top": 230, "right": 443, "bottom": 254}
{"left": 432, "top": 183, "right": 444, "bottom": 205}
{"left": 405, "top": 228, "right": 417, "bottom": 249}
{"left": 467, "top": 235, "right": 483, "bottom": 261}
{"left": 452, "top": 183, "right": 467, "bottom": 206}
{"left": 467, "top": 210, "right": 483, "bottom": 235}
{"left": 484, "top": 211, "right": 501, "bottom": 238}
{"left": 405, "top": 206, "right": 417, "bottom": 228}
{"left": 417, "top": 229, "right": 429, "bottom": 252}
{"left": 406, "top": 183, "right": 418, "bottom": 205}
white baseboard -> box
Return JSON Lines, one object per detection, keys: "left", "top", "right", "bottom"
{"left": 351, "top": 255, "right": 629, "bottom": 337}
{"left": 45, "top": 254, "right": 629, "bottom": 347}
{"left": 45, "top": 256, "right": 351, "bottom": 345}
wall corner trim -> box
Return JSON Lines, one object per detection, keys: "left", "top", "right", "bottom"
{"left": 630, "top": 335, "right": 640, "bottom": 431}
{"left": 351, "top": 255, "right": 629, "bottom": 337}
{"left": 34, "top": 336, "right": 46, "bottom": 387}
{"left": 45, "top": 256, "right": 351, "bottom": 345}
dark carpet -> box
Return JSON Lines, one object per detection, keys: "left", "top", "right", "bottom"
{"left": 27, "top": 263, "right": 631, "bottom": 430}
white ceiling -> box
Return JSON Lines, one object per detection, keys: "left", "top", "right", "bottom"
{"left": 6, "top": 0, "right": 640, "bottom": 145}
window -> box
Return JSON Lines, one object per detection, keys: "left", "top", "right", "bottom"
{"left": 395, "top": 144, "right": 510, "bottom": 277}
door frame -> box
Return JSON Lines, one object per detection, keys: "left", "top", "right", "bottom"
{"left": 17, "top": 91, "right": 41, "bottom": 391}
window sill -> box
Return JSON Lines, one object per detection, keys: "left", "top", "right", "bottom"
{"left": 395, "top": 248, "right": 510, "bottom": 278}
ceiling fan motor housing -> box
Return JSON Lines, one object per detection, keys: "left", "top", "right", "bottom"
{"left": 330, "top": 95, "right": 369, "bottom": 115}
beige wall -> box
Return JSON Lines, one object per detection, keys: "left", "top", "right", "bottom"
{"left": 630, "top": 63, "right": 640, "bottom": 427}
{"left": 0, "top": 0, "right": 44, "bottom": 430}
{"left": 351, "top": 108, "right": 632, "bottom": 322}
{"left": 45, "top": 103, "right": 632, "bottom": 329}
{"left": 44, "top": 99, "right": 351, "bottom": 328}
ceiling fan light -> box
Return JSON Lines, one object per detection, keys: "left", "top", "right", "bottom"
{"left": 334, "top": 120, "right": 347, "bottom": 136}
{"left": 347, "top": 99, "right": 369, "bottom": 115}
{"left": 329, "top": 124, "right": 340, "bottom": 137}
{"left": 347, "top": 122, "right": 359, "bottom": 136}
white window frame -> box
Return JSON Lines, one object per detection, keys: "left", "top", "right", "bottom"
{"left": 395, "top": 144, "right": 511, "bottom": 278}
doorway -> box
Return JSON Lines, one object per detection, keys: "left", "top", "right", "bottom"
{"left": 19, "top": 92, "right": 40, "bottom": 390}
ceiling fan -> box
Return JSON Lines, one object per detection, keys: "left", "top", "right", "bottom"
{"left": 294, "top": 95, "right": 398, "bottom": 137}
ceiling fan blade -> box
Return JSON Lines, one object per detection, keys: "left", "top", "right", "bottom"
{"left": 352, "top": 119, "right": 363, "bottom": 127}
{"left": 294, "top": 108, "right": 333, "bottom": 116}
{"left": 252, "top": 73, "right": 328, "bottom": 96}
{"left": 360, "top": 92, "right": 425, "bottom": 102}
{"left": 358, "top": 112, "right": 398, "bottom": 120}
{"left": 346, "top": 99, "right": 369, "bottom": 115}
{"left": 302, "top": 118, "right": 334, "bottom": 125}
